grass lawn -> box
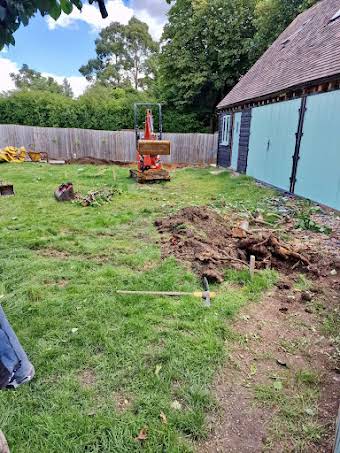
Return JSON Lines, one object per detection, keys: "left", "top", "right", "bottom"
{"left": 0, "top": 164, "right": 277, "bottom": 452}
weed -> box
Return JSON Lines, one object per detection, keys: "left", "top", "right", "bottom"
{"left": 295, "top": 207, "right": 332, "bottom": 234}
{"left": 296, "top": 370, "right": 319, "bottom": 386}
{"left": 294, "top": 274, "right": 312, "bottom": 291}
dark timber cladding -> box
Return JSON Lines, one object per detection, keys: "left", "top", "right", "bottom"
{"left": 237, "top": 109, "right": 251, "bottom": 173}
{"left": 217, "top": 109, "right": 252, "bottom": 172}
{"left": 217, "top": 111, "right": 231, "bottom": 168}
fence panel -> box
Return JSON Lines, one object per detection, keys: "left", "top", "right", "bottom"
{"left": 0, "top": 124, "right": 217, "bottom": 165}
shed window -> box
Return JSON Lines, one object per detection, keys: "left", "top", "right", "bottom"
{"left": 330, "top": 8, "right": 340, "bottom": 21}
{"left": 221, "top": 114, "right": 231, "bottom": 145}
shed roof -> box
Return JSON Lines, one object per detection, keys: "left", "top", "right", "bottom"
{"left": 218, "top": 0, "right": 340, "bottom": 109}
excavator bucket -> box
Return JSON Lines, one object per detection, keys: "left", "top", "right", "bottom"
{"left": 138, "top": 140, "right": 171, "bottom": 157}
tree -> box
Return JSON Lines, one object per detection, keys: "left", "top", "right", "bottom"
{"left": 10, "top": 64, "right": 64, "bottom": 94}
{"left": 79, "top": 17, "right": 159, "bottom": 90}
{"left": 159, "top": 0, "right": 256, "bottom": 125}
{"left": 80, "top": 22, "right": 128, "bottom": 87}
{"left": 0, "top": 0, "right": 108, "bottom": 50}
{"left": 125, "top": 17, "right": 159, "bottom": 90}
{"left": 62, "top": 78, "right": 74, "bottom": 97}
{"left": 253, "top": 0, "right": 318, "bottom": 58}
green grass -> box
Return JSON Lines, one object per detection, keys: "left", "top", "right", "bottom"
{"left": 255, "top": 373, "right": 324, "bottom": 451}
{"left": 0, "top": 164, "right": 276, "bottom": 452}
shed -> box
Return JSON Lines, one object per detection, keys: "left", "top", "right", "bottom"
{"left": 217, "top": 0, "right": 340, "bottom": 210}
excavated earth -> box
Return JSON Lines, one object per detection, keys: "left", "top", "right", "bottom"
{"left": 155, "top": 206, "right": 336, "bottom": 284}
{"left": 156, "top": 205, "right": 340, "bottom": 452}
{"left": 155, "top": 207, "right": 340, "bottom": 453}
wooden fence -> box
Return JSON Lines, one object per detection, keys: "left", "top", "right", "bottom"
{"left": 0, "top": 124, "right": 218, "bottom": 165}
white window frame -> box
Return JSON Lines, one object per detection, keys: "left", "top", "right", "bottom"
{"left": 331, "top": 8, "right": 340, "bottom": 21}
{"left": 221, "top": 114, "right": 231, "bottom": 146}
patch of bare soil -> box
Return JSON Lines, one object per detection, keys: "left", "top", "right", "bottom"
{"left": 155, "top": 207, "right": 332, "bottom": 284}
{"left": 113, "top": 392, "right": 133, "bottom": 413}
{"left": 198, "top": 277, "right": 340, "bottom": 453}
{"left": 57, "top": 279, "right": 69, "bottom": 288}
{"left": 78, "top": 368, "right": 97, "bottom": 389}
{"left": 68, "top": 157, "right": 133, "bottom": 166}
{"left": 38, "top": 248, "right": 71, "bottom": 259}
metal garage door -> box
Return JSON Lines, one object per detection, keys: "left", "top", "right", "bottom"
{"left": 247, "top": 100, "right": 301, "bottom": 191}
{"left": 231, "top": 112, "right": 241, "bottom": 170}
{"left": 295, "top": 90, "right": 340, "bottom": 210}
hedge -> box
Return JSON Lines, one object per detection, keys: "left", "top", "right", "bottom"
{"left": 0, "top": 90, "right": 207, "bottom": 133}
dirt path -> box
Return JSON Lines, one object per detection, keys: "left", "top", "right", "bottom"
{"left": 198, "top": 274, "right": 339, "bottom": 452}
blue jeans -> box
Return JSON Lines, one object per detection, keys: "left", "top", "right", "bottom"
{"left": 0, "top": 305, "right": 33, "bottom": 387}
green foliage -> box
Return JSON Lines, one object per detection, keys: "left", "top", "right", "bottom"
{"left": 253, "top": 0, "right": 318, "bottom": 58}
{"left": 160, "top": 0, "right": 256, "bottom": 125}
{"left": 10, "top": 64, "right": 65, "bottom": 95}
{"left": 79, "top": 17, "right": 159, "bottom": 90}
{"left": 0, "top": 88, "right": 203, "bottom": 132}
{"left": 62, "top": 78, "right": 74, "bottom": 97}
{"left": 295, "top": 370, "right": 319, "bottom": 385}
{"left": 163, "top": 110, "right": 208, "bottom": 133}
{"left": 295, "top": 207, "right": 332, "bottom": 234}
{"left": 0, "top": 0, "right": 107, "bottom": 49}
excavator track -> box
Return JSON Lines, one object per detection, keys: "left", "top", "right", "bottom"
{"left": 130, "top": 169, "right": 171, "bottom": 184}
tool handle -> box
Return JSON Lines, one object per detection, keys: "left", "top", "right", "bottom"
{"left": 116, "top": 290, "right": 216, "bottom": 299}
{"left": 117, "top": 290, "right": 194, "bottom": 297}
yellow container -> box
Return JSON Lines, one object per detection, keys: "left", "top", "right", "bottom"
{"left": 28, "top": 151, "right": 42, "bottom": 162}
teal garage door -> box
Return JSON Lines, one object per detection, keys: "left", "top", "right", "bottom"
{"left": 295, "top": 91, "right": 340, "bottom": 210}
{"left": 247, "top": 100, "right": 301, "bottom": 191}
{"left": 231, "top": 112, "right": 241, "bottom": 170}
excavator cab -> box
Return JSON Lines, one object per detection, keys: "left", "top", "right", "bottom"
{"left": 130, "top": 103, "right": 171, "bottom": 183}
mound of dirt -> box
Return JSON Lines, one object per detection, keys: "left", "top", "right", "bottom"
{"left": 69, "top": 157, "right": 132, "bottom": 166}
{"left": 155, "top": 206, "right": 315, "bottom": 283}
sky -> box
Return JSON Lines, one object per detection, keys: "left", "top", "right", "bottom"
{"left": 0, "top": 0, "right": 170, "bottom": 97}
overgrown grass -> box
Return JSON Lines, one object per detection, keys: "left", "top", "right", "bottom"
{"left": 0, "top": 164, "right": 275, "bottom": 452}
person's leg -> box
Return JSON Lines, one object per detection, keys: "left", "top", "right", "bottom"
{"left": 0, "top": 305, "right": 34, "bottom": 388}
{"left": 0, "top": 430, "right": 10, "bottom": 453}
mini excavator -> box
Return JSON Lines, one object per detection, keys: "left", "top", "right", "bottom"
{"left": 130, "top": 103, "right": 171, "bottom": 183}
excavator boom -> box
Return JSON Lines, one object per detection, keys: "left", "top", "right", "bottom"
{"left": 130, "top": 104, "right": 171, "bottom": 183}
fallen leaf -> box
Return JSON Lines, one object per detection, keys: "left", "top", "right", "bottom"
{"left": 155, "top": 364, "right": 162, "bottom": 376}
{"left": 135, "top": 427, "right": 148, "bottom": 442}
{"left": 171, "top": 400, "right": 182, "bottom": 411}
{"left": 160, "top": 411, "right": 168, "bottom": 425}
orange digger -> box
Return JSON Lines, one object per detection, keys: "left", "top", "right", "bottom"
{"left": 130, "top": 103, "right": 171, "bottom": 183}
